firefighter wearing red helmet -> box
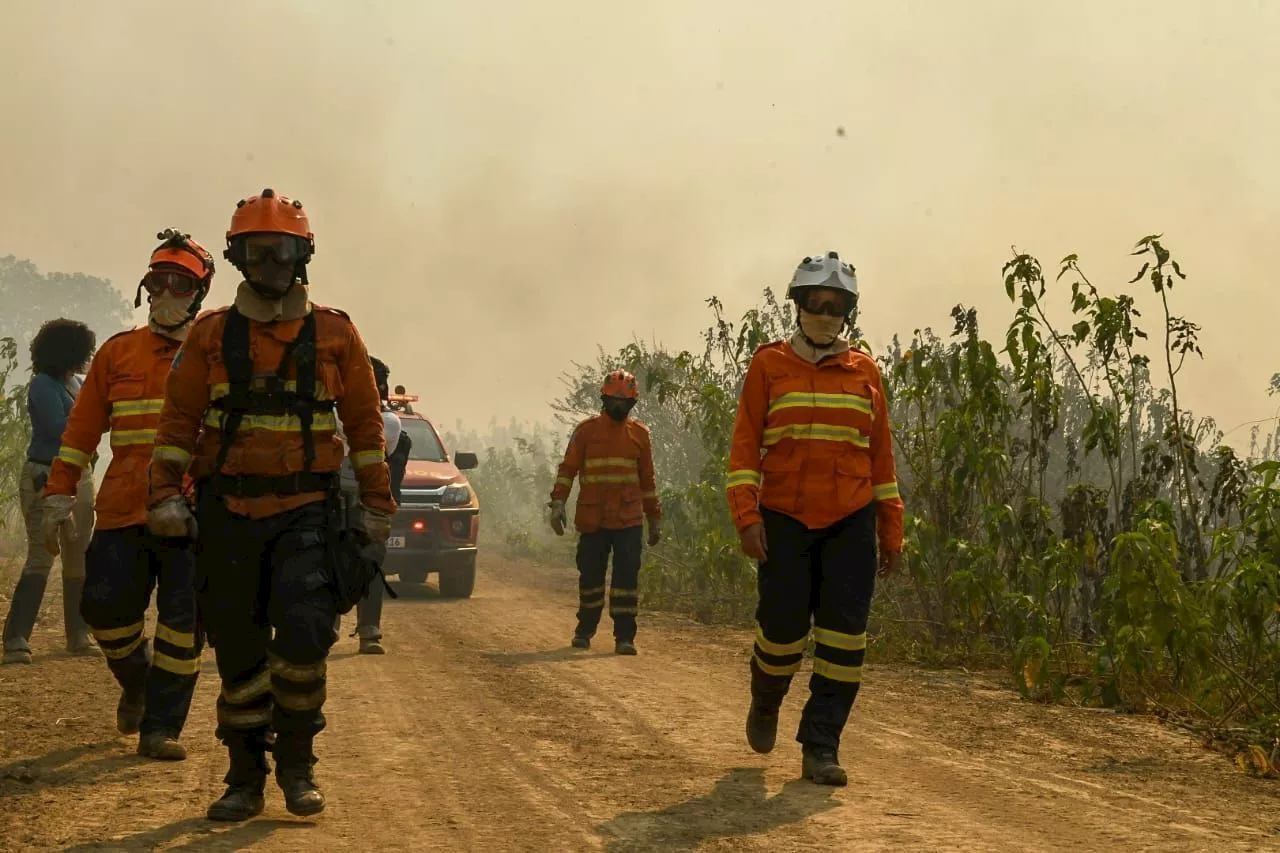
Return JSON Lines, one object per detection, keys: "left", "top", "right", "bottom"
{"left": 146, "top": 189, "right": 393, "bottom": 821}
{"left": 548, "top": 369, "right": 662, "bottom": 655}
{"left": 40, "top": 229, "right": 215, "bottom": 760}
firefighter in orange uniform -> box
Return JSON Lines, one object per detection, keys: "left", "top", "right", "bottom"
{"left": 146, "top": 189, "right": 393, "bottom": 821}
{"left": 726, "top": 251, "right": 904, "bottom": 786}
{"left": 42, "top": 229, "right": 215, "bottom": 760}
{"left": 549, "top": 370, "right": 661, "bottom": 656}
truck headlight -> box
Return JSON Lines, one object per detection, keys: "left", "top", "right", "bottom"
{"left": 441, "top": 484, "right": 471, "bottom": 507}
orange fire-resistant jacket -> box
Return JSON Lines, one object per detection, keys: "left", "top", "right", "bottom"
{"left": 147, "top": 304, "right": 393, "bottom": 520}
{"left": 726, "top": 340, "right": 904, "bottom": 554}
{"left": 550, "top": 413, "right": 661, "bottom": 534}
{"left": 45, "top": 327, "right": 191, "bottom": 530}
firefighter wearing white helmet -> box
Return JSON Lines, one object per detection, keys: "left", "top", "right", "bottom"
{"left": 787, "top": 250, "right": 859, "bottom": 352}
{"left": 724, "top": 249, "right": 903, "bottom": 786}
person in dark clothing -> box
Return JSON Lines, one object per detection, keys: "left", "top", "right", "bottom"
{"left": 2, "top": 319, "right": 98, "bottom": 664}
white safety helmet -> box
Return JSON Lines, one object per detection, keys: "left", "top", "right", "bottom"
{"left": 786, "top": 250, "right": 858, "bottom": 305}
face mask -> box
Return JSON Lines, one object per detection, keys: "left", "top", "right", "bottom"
{"left": 246, "top": 258, "right": 296, "bottom": 298}
{"left": 604, "top": 400, "right": 635, "bottom": 421}
{"left": 149, "top": 290, "right": 197, "bottom": 329}
{"left": 798, "top": 309, "right": 845, "bottom": 346}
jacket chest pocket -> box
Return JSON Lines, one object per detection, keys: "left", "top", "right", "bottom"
{"left": 836, "top": 375, "right": 877, "bottom": 436}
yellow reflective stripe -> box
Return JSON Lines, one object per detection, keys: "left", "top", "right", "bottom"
{"left": 202, "top": 411, "right": 339, "bottom": 432}
{"left": 111, "top": 428, "right": 157, "bottom": 447}
{"left": 584, "top": 457, "right": 638, "bottom": 470}
{"left": 56, "top": 446, "right": 92, "bottom": 468}
{"left": 274, "top": 687, "right": 327, "bottom": 711}
{"left": 812, "top": 659, "right": 864, "bottom": 683}
{"left": 155, "top": 623, "right": 196, "bottom": 649}
{"left": 753, "top": 654, "right": 803, "bottom": 677}
{"left": 351, "top": 449, "right": 383, "bottom": 469}
{"left": 222, "top": 670, "right": 272, "bottom": 705}
{"left": 579, "top": 586, "right": 606, "bottom": 597}
{"left": 92, "top": 620, "right": 144, "bottom": 642}
{"left": 211, "top": 380, "right": 334, "bottom": 401}
{"left": 110, "top": 398, "right": 164, "bottom": 417}
{"left": 268, "top": 654, "right": 326, "bottom": 683}
{"left": 726, "top": 469, "right": 761, "bottom": 489}
{"left": 609, "top": 588, "right": 639, "bottom": 597}
{"left": 153, "top": 651, "right": 202, "bottom": 676}
{"left": 768, "top": 391, "right": 871, "bottom": 416}
{"left": 609, "top": 606, "right": 639, "bottom": 615}
{"left": 762, "top": 423, "right": 869, "bottom": 448}
{"left": 153, "top": 445, "right": 192, "bottom": 465}
{"left": 219, "top": 707, "right": 273, "bottom": 728}
{"left": 812, "top": 628, "right": 867, "bottom": 651}
{"left": 580, "top": 474, "right": 641, "bottom": 485}
{"left": 755, "top": 626, "right": 809, "bottom": 657}
{"left": 555, "top": 476, "right": 572, "bottom": 488}
{"left": 580, "top": 598, "right": 605, "bottom": 609}
{"left": 642, "top": 490, "right": 658, "bottom": 499}
{"left": 874, "top": 481, "right": 901, "bottom": 500}
{"left": 101, "top": 635, "right": 145, "bottom": 660}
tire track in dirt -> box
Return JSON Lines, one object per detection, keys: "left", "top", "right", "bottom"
{"left": 2, "top": 555, "right": 1280, "bottom": 851}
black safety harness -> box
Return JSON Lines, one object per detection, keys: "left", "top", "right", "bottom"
{"left": 205, "top": 306, "right": 338, "bottom": 498}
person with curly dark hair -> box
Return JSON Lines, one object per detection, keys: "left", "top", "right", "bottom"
{"left": 2, "top": 319, "right": 98, "bottom": 664}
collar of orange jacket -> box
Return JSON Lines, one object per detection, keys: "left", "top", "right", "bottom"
{"left": 788, "top": 329, "right": 851, "bottom": 364}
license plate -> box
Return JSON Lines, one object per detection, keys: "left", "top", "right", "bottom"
{"left": 386, "top": 536, "right": 406, "bottom": 549}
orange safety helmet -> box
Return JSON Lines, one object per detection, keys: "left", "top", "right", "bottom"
{"left": 601, "top": 369, "right": 639, "bottom": 400}
{"left": 224, "top": 188, "right": 316, "bottom": 282}
{"left": 135, "top": 228, "right": 217, "bottom": 324}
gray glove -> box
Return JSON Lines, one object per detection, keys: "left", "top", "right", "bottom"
{"left": 358, "top": 504, "right": 394, "bottom": 544}
{"left": 548, "top": 500, "right": 567, "bottom": 536}
{"left": 147, "top": 495, "right": 197, "bottom": 540}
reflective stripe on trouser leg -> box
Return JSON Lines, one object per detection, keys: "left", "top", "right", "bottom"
{"left": 751, "top": 508, "right": 817, "bottom": 711}
{"left": 607, "top": 526, "right": 643, "bottom": 641}
{"left": 217, "top": 663, "right": 273, "bottom": 733}
{"left": 142, "top": 538, "right": 203, "bottom": 737}
{"left": 798, "top": 503, "right": 878, "bottom": 751}
{"left": 575, "top": 531, "right": 610, "bottom": 639}
{"left": 82, "top": 528, "right": 154, "bottom": 696}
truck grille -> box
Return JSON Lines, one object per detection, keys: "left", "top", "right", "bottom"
{"left": 399, "top": 486, "right": 447, "bottom": 505}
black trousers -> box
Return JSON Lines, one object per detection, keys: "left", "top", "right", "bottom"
{"left": 82, "top": 526, "right": 202, "bottom": 737}
{"left": 196, "top": 497, "right": 337, "bottom": 761}
{"left": 750, "top": 504, "right": 878, "bottom": 751}
{"left": 575, "top": 526, "right": 642, "bottom": 641}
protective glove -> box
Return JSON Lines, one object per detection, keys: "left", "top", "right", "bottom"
{"left": 548, "top": 500, "right": 567, "bottom": 536}
{"left": 357, "top": 504, "right": 394, "bottom": 545}
{"left": 646, "top": 516, "right": 661, "bottom": 547}
{"left": 147, "top": 495, "right": 197, "bottom": 540}
{"left": 41, "top": 495, "right": 77, "bottom": 556}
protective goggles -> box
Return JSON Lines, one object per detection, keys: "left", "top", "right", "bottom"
{"left": 799, "top": 290, "right": 856, "bottom": 317}
{"left": 141, "top": 269, "right": 201, "bottom": 297}
{"left": 235, "top": 234, "right": 311, "bottom": 266}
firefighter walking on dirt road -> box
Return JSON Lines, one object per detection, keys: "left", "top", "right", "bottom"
{"left": 146, "top": 189, "right": 394, "bottom": 821}
{"left": 726, "top": 251, "right": 904, "bottom": 786}
{"left": 42, "top": 229, "right": 216, "bottom": 759}
{"left": 548, "top": 370, "right": 661, "bottom": 655}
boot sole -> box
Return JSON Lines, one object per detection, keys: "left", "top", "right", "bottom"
{"left": 801, "top": 767, "right": 848, "bottom": 786}
{"left": 207, "top": 800, "right": 265, "bottom": 822}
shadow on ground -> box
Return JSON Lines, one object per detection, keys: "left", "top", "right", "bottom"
{"left": 595, "top": 767, "right": 839, "bottom": 852}
{"left": 62, "top": 816, "right": 309, "bottom": 852}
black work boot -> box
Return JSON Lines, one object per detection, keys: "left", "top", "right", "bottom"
{"left": 116, "top": 685, "right": 146, "bottom": 735}
{"left": 614, "top": 639, "right": 637, "bottom": 656}
{"left": 3, "top": 574, "right": 47, "bottom": 663}
{"left": 207, "top": 736, "right": 269, "bottom": 822}
{"left": 746, "top": 698, "right": 780, "bottom": 754}
{"left": 62, "top": 576, "right": 100, "bottom": 657}
{"left": 801, "top": 744, "right": 848, "bottom": 786}
{"left": 571, "top": 634, "right": 591, "bottom": 650}
{"left": 275, "top": 736, "right": 325, "bottom": 817}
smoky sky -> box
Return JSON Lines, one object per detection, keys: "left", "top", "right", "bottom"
{"left": 2, "top": 1, "right": 1276, "bottom": 444}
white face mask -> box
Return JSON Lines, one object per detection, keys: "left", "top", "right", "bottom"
{"left": 149, "top": 291, "right": 196, "bottom": 330}
{"left": 798, "top": 310, "right": 845, "bottom": 346}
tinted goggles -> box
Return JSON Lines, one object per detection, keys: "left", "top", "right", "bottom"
{"left": 142, "top": 270, "right": 201, "bottom": 297}
{"left": 239, "top": 234, "right": 310, "bottom": 266}
{"left": 800, "top": 291, "right": 855, "bottom": 317}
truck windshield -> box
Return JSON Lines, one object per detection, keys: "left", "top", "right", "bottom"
{"left": 399, "top": 417, "right": 448, "bottom": 462}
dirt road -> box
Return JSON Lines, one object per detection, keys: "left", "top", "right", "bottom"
{"left": 2, "top": 555, "right": 1279, "bottom": 852}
